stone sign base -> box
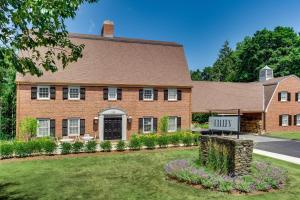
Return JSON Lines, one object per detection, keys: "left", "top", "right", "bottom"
{"left": 200, "top": 135, "right": 254, "bottom": 176}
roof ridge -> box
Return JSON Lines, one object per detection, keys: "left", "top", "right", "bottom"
{"left": 68, "top": 33, "right": 182, "bottom": 47}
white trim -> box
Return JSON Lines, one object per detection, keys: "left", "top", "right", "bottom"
{"left": 168, "top": 116, "right": 177, "bottom": 132}
{"left": 168, "top": 88, "right": 177, "bottom": 101}
{"left": 143, "top": 117, "right": 153, "bottom": 133}
{"left": 279, "top": 91, "right": 288, "bottom": 102}
{"left": 37, "top": 119, "right": 50, "bottom": 137}
{"left": 265, "top": 83, "right": 279, "bottom": 112}
{"left": 68, "top": 86, "right": 80, "bottom": 100}
{"left": 108, "top": 87, "right": 117, "bottom": 101}
{"left": 68, "top": 118, "right": 80, "bottom": 136}
{"left": 143, "top": 88, "right": 154, "bottom": 101}
{"left": 37, "top": 86, "right": 50, "bottom": 100}
{"left": 296, "top": 114, "right": 300, "bottom": 126}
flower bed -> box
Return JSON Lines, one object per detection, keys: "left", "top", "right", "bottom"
{"left": 0, "top": 131, "right": 199, "bottom": 159}
{"left": 165, "top": 159, "right": 288, "bottom": 193}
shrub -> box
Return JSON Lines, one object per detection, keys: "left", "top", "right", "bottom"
{"left": 168, "top": 133, "right": 182, "bottom": 146}
{"left": 159, "top": 116, "right": 169, "bottom": 133}
{"left": 141, "top": 134, "right": 157, "bottom": 149}
{"left": 128, "top": 135, "right": 142, "bottom": 150}
{"left": 30, "top": 139, "right": 43, "bottom": 154}
{"left": 182, "top": 133, "right": 194, "bottom": 146}
{"left": 193, "top": 134, "right": 200, "bottom": 146}
{"left": 116, "top": 140, "right": 126, "bottom": 151}
{"left": 85, "top": 140, "right": 97, "bottom": 153}
{"left": 0, "top": 142, "right": 14, "bottom": 158}
{"left": 157, "top": 134, "right": 169, "bottom": 148}
{"left": 14, "top": 142, "right": 31, "bottom": 157}
{"left": 100, "top": 141, "right": 112, "bottom": 152}
{"left": 72, "top": 141, "right": 84, "bottom": 154}
{"left": 42, "top": 139, "right": 57, "bottom": 155}
{"left": 19, "top": 117, "right": 37, "bottom": 141}
{"left": 218, "top": 179, "right": 234, "bottom": 192}
{"left": 61, "top": 142, "right": 72, "bottom": 155}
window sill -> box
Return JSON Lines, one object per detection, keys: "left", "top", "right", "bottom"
{"left": 167, "top": 100, "right": 178, "bottom": 102}
{"left": 37, "top": 98, "right": 51, "bottom": 101}
{"left": 143, "top": 99, "right": 154, "bottom": 102}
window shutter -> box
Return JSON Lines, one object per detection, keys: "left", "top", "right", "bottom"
{"left": 117, "top": 88, "right": 122, "bottom": 100}
{"left": 294, "top": 115, "right": 297, "bottom": 125}
{"left": 278, "top": 92, "right": 281, "bottom": 101}
{"left": 279, "top": 115, "right": 282, "bottom": 126}
{"left": 139, "top": 89, "right": 143, "bottom": 101}
{"left": 154, "top": 89, "right": 158, "bottom": 100}
{"left": 31, "top": 87, "right": 37, "bottom": 99}
{"left": 80, "top": 87, "right": 86, "bottom": 100}
{"left": 287, "top": 92, "right": 291, "bottom": 101}
{"left": 80, "top": 119, "right": 85, "bottom": 135}
{"left": 62, "top": 119, "right": 68, "bottom": 136}
{"left": 103, "top": 88, "right": 108, "bottom": 100}
{"left": 164, "top": 90, "right": 168, "bottom": 100}
{"left": 138, "top": 118, "right": 143, "bottom": 133}
{"left": 177, "top": 117, "right": 181, "bottom": 130}
{"left": 50, "top": 119, "right": 55, "bottom": 137}
{"left": 153, "top": 118, "right": 158, "bottom": 132}
{"left": 288, "top": 115, "right": 292, "bottom": 126}
{"left": 63, "top": 87, "right": 68, "bottom": 100}
{"left": 177, "top": 90, "right": 182, "bottom": 101}
{"left": 296, "top": 93, "right": 299, "bottom": 102}
{"left": 50, "top": 86, "right": 56, "bottom": 99}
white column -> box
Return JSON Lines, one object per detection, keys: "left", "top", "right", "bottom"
{"left": 122, "top": 114, "right": 127, "bottom": 141}
{"left": 99, "top": 115, "right": 104, "bottom": 141}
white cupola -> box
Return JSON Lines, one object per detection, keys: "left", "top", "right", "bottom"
{"left": 259, "top": 65, "right": 274, "bottom": 82}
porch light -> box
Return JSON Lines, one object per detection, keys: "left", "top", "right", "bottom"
{"left": 127, "top": 116, "right": 132, "bottom": 123}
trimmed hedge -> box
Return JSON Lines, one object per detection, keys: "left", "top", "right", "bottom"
{"left": 100, "top": 141, "right": 112, "bottom": 152}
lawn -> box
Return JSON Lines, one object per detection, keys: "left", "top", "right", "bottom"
{"left": 266, "top": 132, "right": 300, "bottom": 140}
{"left": 0, "top": 148, "right": 299, "bottom": 200}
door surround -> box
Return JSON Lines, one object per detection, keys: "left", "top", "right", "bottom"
{"left": 99, "top": 108, "right": 127, "bottom": 141}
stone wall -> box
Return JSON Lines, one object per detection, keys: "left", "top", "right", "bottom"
{"left": 200, "top": 135, "right": 253, "bottom": 176}
{"left": 241, "top": 113, "right": 262, "bottom": 133}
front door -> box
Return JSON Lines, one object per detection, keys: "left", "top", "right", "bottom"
{"left": 104, "top": 117, "right": 122, "bottom": 140}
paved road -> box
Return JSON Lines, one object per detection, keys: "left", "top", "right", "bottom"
{"left": 223, "top": 134, "right": 300, "bottom": 158}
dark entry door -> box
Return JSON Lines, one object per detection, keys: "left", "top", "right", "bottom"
{"left": 104, "top": 117, "right": 122, "bottom": 140}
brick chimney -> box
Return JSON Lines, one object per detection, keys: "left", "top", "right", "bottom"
{"left": 101, "top": 20, "right": 114, "bottom": 38}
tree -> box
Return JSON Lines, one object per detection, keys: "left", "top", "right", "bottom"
{"left": 234, "top": 27, "right": 300, "bottom": 82}
{"left": 19, "top": 117, "right": 37, "bottom": 141}
{"left": 159, "top": 116, "right": 168, "bottom": 133}
{"left": 210, "top": 41, "right": 236, "bottom": 81}
{"left": 0, "top": 0, "right": 97, "bottom": 76}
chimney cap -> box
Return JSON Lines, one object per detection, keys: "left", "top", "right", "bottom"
{"left": 103, "top": 20, "right": 114, "bottom": 25}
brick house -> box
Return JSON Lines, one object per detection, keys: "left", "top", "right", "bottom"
{"left": 192, "top": 66, "right": 300, "bottom": 133}
{"left": 16, "top": 20, "right": 192, "bottom": 140}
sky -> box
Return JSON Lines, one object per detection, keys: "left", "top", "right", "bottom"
{"left": 66, "top": 0, "right": 300, "bottom": 70}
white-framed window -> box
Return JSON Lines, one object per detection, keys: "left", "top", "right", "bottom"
{"left": 296, "top": 115, "right": 300, "bottom": 126}
{"left": 143, "top": 88, "right": 153, "bottom": 101}
{"left": 280, "top": 91, "right": 288, "bottom": 102}
{"left": 37, "top": 119, "right": 50, "bottom": 137}
{"left": 108, "top": 87, "right": 117, "bottom": 100}
{"left": 143, "top": 117, "right": 153, "bottom": 133}
{"left": 68, "top": 118, "right": 80, "bottom": 136}
{"left": 281, "top": 115, "right": 289, "bottom": 127}
{"left": 297, "top": 93, "right": 300, "bottom": 102}
{"left": 168, "top": 89, "right": 177, "bottom": 101}
{"left": 37, "top": 86, "right": 50, "bottom": 100}
{"left": 68, "top": 86, "right": 80, "bottom": 100}
{"left": 168, "top": 116, "right": 177, "bottom": 132}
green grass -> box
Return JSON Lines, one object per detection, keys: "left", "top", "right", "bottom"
{"left": 266, "top": 132, "right": 300, "bottom": 140}
{"left": 0, "top": 149, "right": 299, "bottom": 200}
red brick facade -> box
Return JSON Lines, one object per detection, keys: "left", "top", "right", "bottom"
{"left": 16, "top": 84, "right": 192, "bottom": 139}
{"left": 265, "top": 76, "right": 300, "bottom": 132}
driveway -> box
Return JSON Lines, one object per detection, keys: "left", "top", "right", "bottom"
{"left": 224, "top": 134, "right": 300, "bottom": 158}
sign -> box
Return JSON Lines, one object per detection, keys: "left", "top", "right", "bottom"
{"left": 209, "top": 116, "right": 240, "bottom": 132}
